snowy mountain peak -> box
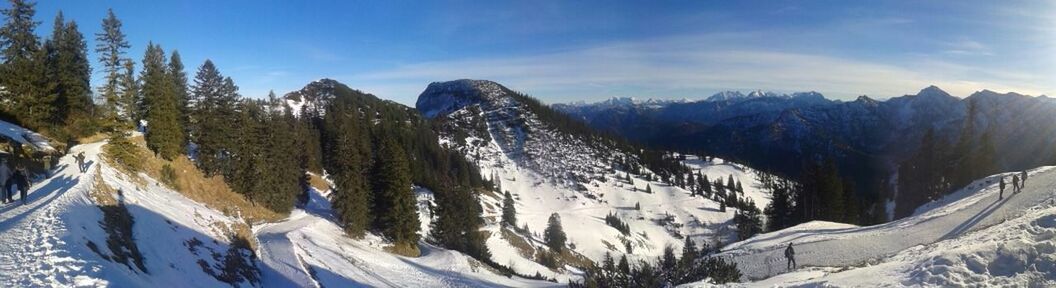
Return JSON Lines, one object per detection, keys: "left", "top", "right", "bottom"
{"left": 283, "top": 78, "right": 345, "bottom": 117}
{"left": 415, "top": 79, "right": 509, "bottom": 118}
{"left": 853, "top": 95, "right": 878, "bottom": 105}
{"left": 746, "top": 90, "right": 779, "bottom": 98}
{"left": 916, "top": 85, "right": 953, "bottom": 99}
{"left": 706, "top": 91, "right": 747, "bottom": 102}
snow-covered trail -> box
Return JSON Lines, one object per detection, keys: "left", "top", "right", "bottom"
{"left": 725, "top": 167, "right": 1056, "bottom": 281}
{"left": 0, "top": 142, "right": 104, "bottom": 286}
{"left": 255, "top": 192, "right": 329, "bottom": 287}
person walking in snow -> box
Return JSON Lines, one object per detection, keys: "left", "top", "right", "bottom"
{"left": 75, "top": 152, "right": 86, "bottom": 173}
{"left": 1021, "top": 170, "right": 1028, "bottom": 188}
{"left": 13, "top": 164, "right": 29, "bottom": 205}
{"left": 999, "top": 177, "right": 1006, "bottom": 200}
{"left": 1012, "top": 175, "right": 1020, "bottom": 194}
{"left": 0, "top": 160, "right": 10, "bottom": 204}
{"left": 785, "top": 242, "right": 796, "bottom": 270}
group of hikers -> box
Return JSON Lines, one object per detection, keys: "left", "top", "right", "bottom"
{"left": 998, "top": 170, "right": 1030, "bottom": 200}
{"left": 0, "top": 159, "right": 31, "bottom": 205}
{"left": 779, "top": 169, "right": 1034, "bottom": 273}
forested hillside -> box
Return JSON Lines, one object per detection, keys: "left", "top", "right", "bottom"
{"left": 0, "top": 0, "right": 495, "bottom": 267}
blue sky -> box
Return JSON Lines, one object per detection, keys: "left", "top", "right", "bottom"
{"left": 26, "top": 0, "right": 1056, "bottom": 105}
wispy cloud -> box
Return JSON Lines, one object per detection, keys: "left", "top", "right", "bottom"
{"left": 942, "top": 39, "right": 992, "bottom": 56}
{"left": 349, "top": 33, "right": 1052, "bottom": 105}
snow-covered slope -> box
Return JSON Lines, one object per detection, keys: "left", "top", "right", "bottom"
{"left": 0, "top": 141, "right": 252, "bottom": 287}
{"left": 0, "top": 120, "right": 56, "bottom": 152}
{"left": 0, "top": 137, "right": 557, "bottom": 287}
{"left": 254, "top": 183, "right": 555, "bottom": 287}
{"left": 417, "top": 79, "right": 776, "bottom": 281}
{"left": 684, "top": 166, "right": 1056, "bottom": 287}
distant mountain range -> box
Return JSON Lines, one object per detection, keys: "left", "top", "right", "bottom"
{"left": 556, "top": 86, "right": 1056, "bottom": 218}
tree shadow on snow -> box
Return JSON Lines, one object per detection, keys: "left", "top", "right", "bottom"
{"left": 940, "top": 194, "right": 1011, "bottom": 241}
{"left": 69, "top": 201, "right": 276, "bottom": 287}
{"left": 0, "top": 174, "right": 78, "bottom": 233}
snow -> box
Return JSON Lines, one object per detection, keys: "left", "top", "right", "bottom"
{"left": 254, "top": 183, "right": 555, "bottom": 287}
{"left": 682, "top": 166, "right": 1056, "bottom": 287}
{"left": 422, "top": 80, "right": 777, "bottom": 282}
{"left": 681, "top": 155, "right": 772, "bottom": 211}
{"left": 0, "top": 120, "right": 56, "bottom": 153}
{"left": 0, "top": 134, "right": 555, "bottom": 287}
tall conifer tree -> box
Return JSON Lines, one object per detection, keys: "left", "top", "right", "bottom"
{"left": 140, "top": 43, "right": 182, "bottom": 160}
{"left": 0, "top": 0, "right": 53, "bottom": 129}
{"left": 373, "top": 135, "right": 419, "bottom": 247}
{"left": 94, "top": 8, "right": 130, "bottom": 128}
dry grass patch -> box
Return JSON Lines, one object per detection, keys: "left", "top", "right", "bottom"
{"left": 383, "top": 243, "right": 421, "bottom": 257}
{"left": 78, "top": 133, "right": 109, "bottom": 145}
{"left": 500, "top": 228, "right": 536, "bottom": 258}
{"left": 557, "top": 248, "right": 595, "bottom": 269}
{"left": 102, "top": 136, "right": 283, "bottom": 223}
{"left": 141, "top": 154, "right": 284, "bottom": 223}
{"left": 89, "top": 173, "right": 119, "bottom": 205}
{"left": 307, "top": 173, "right": 330, "bottom": 192}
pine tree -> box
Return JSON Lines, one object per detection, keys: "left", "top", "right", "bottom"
{"left": 0, "top": 0, "right": 53, "bottom": 129}
{"left": 43, "top": 12, "right": 93, "bottom": 138}
{"left": 168, "top": 50, "right": 190, "bottom": 142}
{"left": 660, "top": 245, "right": 678, "bottom": 283}
{"left": 896, "top": 128, "right": 950, "bottom": 216}
{"left": 544, "top": 213, "right": 566, "bottom": 252}
{"left": 324, "top": 97, "right": 372, "bottom": 238}
{"left": 501, "top": 190, "right": 516, "bottom": 227}
{"left": 764, "top": 180, "right": 794, "bottom": 231}
{"left": 431, "top": 186, "right": 490, "bottom": 260}
{"left": 818, "top": 160, "right": 844, "bottom": 222}
{"left": 190, "top": 60, "right": 239, "bottom": 177}
{"left": 645, "top": 184, "right": 652, "bottom": 194}
{"left": 678, "top": 238, "right": 699, "bottom": 283}
{"left": 140, "top": 43, "right": 183, "bottom": 160}
{"left": 727, "top": 175, "right": 736, "bottom": 194}
{"left": 734, "top": 202, "right": 763, "bottom": 240}
{"left": 701, "top": 175, "right": 711, "bottom": 196}
{"left": 94, "top": 8, "right": 130, "bottom": 129}
{"left": 117, "top": 58, "right": 139, "bottom": 123}
{"left": 373, "top": 135, "right": 420, "bottom": 247}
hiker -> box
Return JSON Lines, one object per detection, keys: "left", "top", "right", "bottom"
{"left": 785, "top": 243, "right": 796, "bottom": 270}
{"left": 1021, "top": 170, "right": 1028, "bottom": 188}
{"left": 13, "top": 164, "right": 29, "bottom": 205}
{"left": 0, "top": 160, "right": 10, "bottom": 204}
{"left": 75, "top": 152, "right": 86, "bottom": 173}
{"left": 999, "top": 177, "right": 1005, "bottom": 200}
{"left": 1013, "top": 175, "right": 1020, "bottom": 194}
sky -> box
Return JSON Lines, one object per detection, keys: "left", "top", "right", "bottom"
{"left": 24, "top": 0, "right": 1056, "bottom": 105}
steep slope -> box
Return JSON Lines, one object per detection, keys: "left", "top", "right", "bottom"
{"left": 0, "top": 140, "right": 260, "bottom": 287}
{"left": 686, "top": 166, "right": 1056, "bottom": 286}
{"left": 417, "top": 79, "right": 775, "bottom": 280}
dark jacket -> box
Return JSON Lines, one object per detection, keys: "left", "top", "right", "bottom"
{"left": 785, "top": 245, "right": 795, "bottom": 258}
{"left": 13, "top": 170, "right": 28, "bottom": 189}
